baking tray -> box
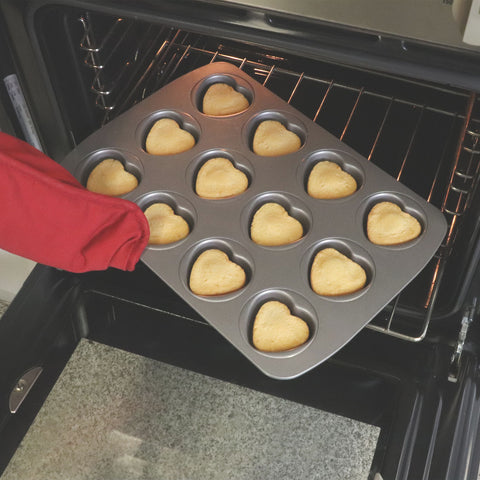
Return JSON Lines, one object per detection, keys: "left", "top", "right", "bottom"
{"left": 61, "top": 62, "right": 448, "bottom": 379}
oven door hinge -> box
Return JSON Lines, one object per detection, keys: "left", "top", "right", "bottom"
{"left": 448, "top": 298, "right": 477, "bottom": 383}
{"left": 9, "top": 366, "right": 43, "bottom": 414}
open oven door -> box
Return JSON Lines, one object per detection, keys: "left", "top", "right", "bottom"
{"left": 1, "top": 262, "right": 480, "bottom": 479}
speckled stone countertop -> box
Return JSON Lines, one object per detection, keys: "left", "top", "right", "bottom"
{"left": 2, "top": 339, "right": 380, "bottom": 480}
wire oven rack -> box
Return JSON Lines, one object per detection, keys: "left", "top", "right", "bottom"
{"left": 77, "top": 13, "right": 480, "bottom": 342}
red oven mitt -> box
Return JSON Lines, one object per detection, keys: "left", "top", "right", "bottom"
{"left": 0, "top": 132, "right": 149, "bottom": 272}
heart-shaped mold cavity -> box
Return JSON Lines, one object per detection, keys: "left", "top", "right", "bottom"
{"left": 180, "top": 238, "right": 254, "bottom": 301}
{"left": 80, "top": 149, "right": 143, "bottom": 197}
{"left": 310, "top": 248, "right": 367, "bottom": 297}
{"left": 251, "top": 203, "right": 303, "bottom": 246}
{"left": 194, "top": 74, "right": 253, "bottom": 116}
{"left": 359, "top": 193, "right": 426, "bottom": 248}
{"left": 203, "top": 83, "right": 249, "bottom": 116}
{"left": 307, "top": 161, "right": 357, "bottom": 199}
{"left": 239, "top": 289, "right": 317, "bottom": 358}
{"left": 367, "top": 201, "right": 422, "bottom": 246}
{"left": 246, "top": 111, "right": 306, "bottom": 157}
{"left": 144, "top": 203, "right": 190, "bottom": 245}
{"left": 136, "top": 191, "right": 196, "bottom": 248}
{"left": 301, "top": 239, "right": 374, "bottom": 301}
{"left": 196, "top": 157, "right": 249, "bottom": 199}
{"left": 87, "top": 159, "right": 138, "bottom": 196}
{"left": 188, "top": 149, "right": 253, "bottom": 199}
{"left": 301, "top": 150, "right": 364, "bottom": 200}
{"left": 138, "top": 110, "right": 200, "bottom": 155}
{"left": 244, "top": 193, "right": 312, "bottom": 247}
{"left": 252, "top": 300, "right": 310, "bottom": 353}
{"left": 146, "top": 118, "right": 195, "bottom": 155}
{"left": 189, "top": 248, "right": 247, "bottom": 296}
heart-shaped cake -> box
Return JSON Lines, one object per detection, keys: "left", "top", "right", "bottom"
{"left": 310, "top": 248, "right": 367, "bottom": 296}
{"left": 252, "top": 301, "right": 310, "bottom": 352}
{"left": 250, "top": 202, "right": 303, "bottom": 246}
{"left": 367, "top": 201, "right": 422, "bottom": 245}
{"left": 252, "top": 120, "right": 301, "bottom": 157}
{"left": 144, "top": 203, "right": 190, "bottom": 245}
{"left": 307, "top": 160, "right": 357, "bottom": 199}
{"left": 189, "top": 249, "right": 246, "bottom": 296}
{"left": 145, "top": 118, "right": 196, "bottom": 155}
{"left": 195, "top": 157, "right": 248, "bottom": 199}
{"left": 202, "top": 83, "right": 250, "bottom": 116}
{"left": 86, "top": 159, "right": 138, "bottom": 196}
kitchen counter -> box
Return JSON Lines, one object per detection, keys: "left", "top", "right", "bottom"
{"left": 0, "top": 250, "right": 35, "bottom": 301}
{"left": 1, "top": 338, "right": 380, "bottom": 479}
{"left": 0, "top": 300, "right": 9, "bottom": 317}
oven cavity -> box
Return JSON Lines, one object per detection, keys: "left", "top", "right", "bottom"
{"left": 54, "top": 10, "right": 480, "bottom": 345}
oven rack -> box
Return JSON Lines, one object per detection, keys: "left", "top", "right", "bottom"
{"left": 77, "top": 13, "right": 480, "bottom": 342}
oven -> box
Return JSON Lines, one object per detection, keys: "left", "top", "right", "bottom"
{"left": 1, "top": 1, "right": 480, "bottom": 479}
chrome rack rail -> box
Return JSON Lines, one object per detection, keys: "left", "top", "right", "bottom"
{"left": 78, "top": 14, "right": 480, "bottom": 342}
{"left": 369, "top": 99, "right": 480, "bottom": 341}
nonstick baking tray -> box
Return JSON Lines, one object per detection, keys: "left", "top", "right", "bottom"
{"left": 61, "top": 62, "right": 448, "bottom": 379}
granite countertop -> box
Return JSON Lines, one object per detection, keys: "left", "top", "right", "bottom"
{"left": 2, "top": 339, "right": 380, "bottom": 480}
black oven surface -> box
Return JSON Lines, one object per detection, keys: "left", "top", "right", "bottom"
{"left": 1, "top": 1, "right": 480, "bottom": 479}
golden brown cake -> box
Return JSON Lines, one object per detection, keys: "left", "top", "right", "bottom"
{"left": 144, "top": 203, "right": 189, "bottom": 245}
{"left": 189, "top": 249, "right": 246, "bottom": 296}
{"left": 310, "top": 248, "right": 367, "bottom": 296}
{"left": 252, "top": 301, "right": 310, "bottom": 352}
{"left": 250, "top": 202, "right": 303, "bottom": 246}
{"left": 307, "top": 160, "right": 357, "bottom": 199}
{"left": 145, "top": 118, "right": 195, "bottom": 155}
{"left": 252, "top": 120, "right": 301, "bottom": 157}
{"left": 195, "top": 157, "right": 248, "bottom": 199}
{"left": 367, "top": 201, "right": 422, "bottom": 245}
{"left": 86, "top": 159, "right": 138, "bottom": 196}
{"left": 202, "top": 83, "right": 250, "bottom": 116}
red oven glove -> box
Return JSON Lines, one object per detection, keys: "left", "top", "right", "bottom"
{"left": 0, "top": 132, "right": 149, "bottom": 273}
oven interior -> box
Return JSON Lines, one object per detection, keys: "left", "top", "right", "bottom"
{"left": 2, "top": 3, "right": 480, "bottom": 479}
{"left": 32, "top": 6, "right": 480, "bottom": 342}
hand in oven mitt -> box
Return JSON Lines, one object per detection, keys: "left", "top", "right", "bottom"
{"left": 0, "top": 132, "right": 149, "bottom": 272}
